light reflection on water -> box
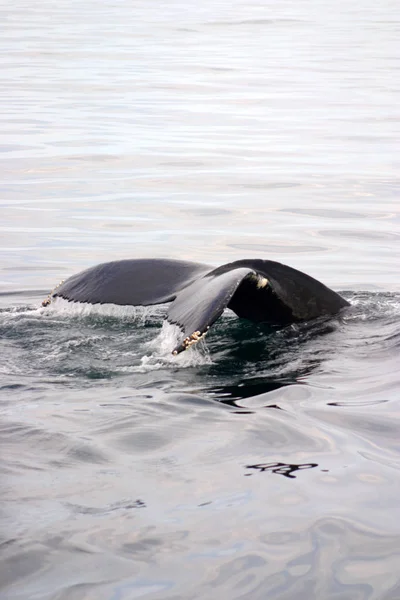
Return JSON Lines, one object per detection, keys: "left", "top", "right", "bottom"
{"left": 1, "top": 0, "right": 400, "bottom": 598}
{"left": 1, "top": 0, "right": 399, "bottom": 290}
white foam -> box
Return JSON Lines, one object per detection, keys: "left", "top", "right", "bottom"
{"left": 343, "top": 292, "right": 400, "bottom": 322}
{"left": 40, "top": 296, "right": 167, "bottom": 322}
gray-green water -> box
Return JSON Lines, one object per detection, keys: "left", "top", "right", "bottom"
{"left": 1, "top": 1, "right": 400, "bottom": 599}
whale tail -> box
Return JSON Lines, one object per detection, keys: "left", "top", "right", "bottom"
{"left": 43, "top": 258, "right": 349, "bottom": 354}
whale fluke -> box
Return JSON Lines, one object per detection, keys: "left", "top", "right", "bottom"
{"left": 43, "top": 258, "right": 349, "bottom": 354}
{"left": 48, "top": 259, "right": 211, "bottom": 307}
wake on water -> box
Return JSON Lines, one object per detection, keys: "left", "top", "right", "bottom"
{"left": 1, "top": 296, "right": 213, "bottom": 373}
{"left": 41, "top": 297, "right": 213, "bottom": 369}
{"left": 0, "top": 292, "right": 399, "bottom": 387}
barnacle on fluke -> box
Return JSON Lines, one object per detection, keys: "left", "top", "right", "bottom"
{"left": 42, "top": 279, "right": 65, "bottom": 307}
{"left": 42, "top": 258, "right": 349, "bottom": 354}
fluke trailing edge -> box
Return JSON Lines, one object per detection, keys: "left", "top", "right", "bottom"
{"left": 42, "top": 258, "right": 349, "bottom": 354}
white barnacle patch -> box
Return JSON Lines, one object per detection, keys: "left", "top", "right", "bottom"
{"left": 256, "top": 276, "right": 269, "bottom": 289}
{"left": 41, "top": 279, "right": 65, "bottom": 307}
{"left": 248, "top": 273, "right": 269, "bottom": 290}
{"left": 172, "top": 326, "right": 210, "bottom": 355}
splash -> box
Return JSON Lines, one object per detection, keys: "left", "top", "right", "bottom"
{"left": 139, "top": 321, "right": 213, "bottom": 371}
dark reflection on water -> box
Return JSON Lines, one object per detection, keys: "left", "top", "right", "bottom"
{"left": 245, "top": 462, "right": 319, "bottom": 478}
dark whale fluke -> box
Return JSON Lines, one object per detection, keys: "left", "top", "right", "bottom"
{"left": 42, "top": 258, "right": 349, "bottom": 354}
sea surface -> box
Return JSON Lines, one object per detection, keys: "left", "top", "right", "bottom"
{"left": 1, "top": 1, "right": 400, "bottom": 599}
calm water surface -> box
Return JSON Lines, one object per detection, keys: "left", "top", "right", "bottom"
{"left": 1, "top": 1, "right": 400, "bottom": 599}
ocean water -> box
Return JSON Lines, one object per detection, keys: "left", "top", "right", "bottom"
{"left": 1, "top": 1, "right": 400, "bottom": 599}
